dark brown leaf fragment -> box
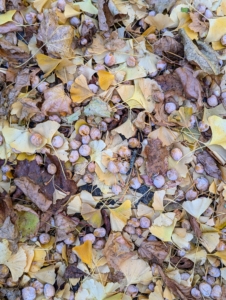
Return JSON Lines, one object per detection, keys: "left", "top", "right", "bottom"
{"left": 158, "top": 265, "right": 195, "bottom": 300}
{"left": 138, "top": 240, "right": 169, "bottom": 264}
{"left": 64, "top": 265, "right": 86, "bottom": 279}
{"left": 153, "top": 36, "right": 184, "bottom": 59}
{"left": 170, "top": 256, "right": 194, "bottom": 270}
{"left": 144, "top": 138, "right": 169, "bottom": 177}
{"left": 197, "top": 151, "right": 222, "bottom": 179}
{"left": 189, "top": 215, "right": 202, "bottom": 239}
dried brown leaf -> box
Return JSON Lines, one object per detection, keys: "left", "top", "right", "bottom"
{"left": 188, "top": 12, "right": 209, "bottom": 37}
{"left": 155, "top": 71, "right": 183, "bottom": 96}
{"left": 170, "top": 256, "right": 194, "bottom": 270}
{"left": 98, "top": 0, "right": 112, "bottom": 31}
{"left": 15, "top": 69, "right": 30, "bottom": 90}
{"left": 153, "top": 36, "right": 184, "bottom": 60}
{"left": 64, "top": 265, "right": 86, "bottom": 279}
{"left": 189, "top": 215, "right": 202, "bottom": 239}
{"left": 147, "top": 0, "right": 176, "bottom": 13}
{"left": 54, "top": 213, "right": 79, "bottom": 242}
{"left": 158, "top": 265, "right": 194, "bottom": 300}
{"left": 0, "top": 12, "right": 23, "bottom": 34}
{"left": 216, "top": 193, "right": 226, "bottom": 229}
{"left": 138, "top": 240, "right": 169, "bottom": 264}
{"left": 144, "top": 138, "right": 169, "bottom": 177}
{"left": 18, "top": 98, "right": 41, "bottom": 121}
{"left": 0, "top": 216, "right": 18, "bottom": 241}
{"left": 37, "top": 9, "right": 74, "bottom": 58}
{"left": 103, "top": 232, "right": 135, "bottom": 271}
{"left": 0, "top": 39, "right": 30, "bottom": 65}
{"left": 14, "top": 177, "right": 52, "bottom": 212}
{"left": 0, "top": 0, "right": 5, "bottom": 11}
{"left": 196, "top": 151, "right": 222, "bottom": 179}
{"left": 42, "top": 84, "right": 72, "bottom": 116}
{"left": 175, "top": 66, "right": 203, "bottom": 107}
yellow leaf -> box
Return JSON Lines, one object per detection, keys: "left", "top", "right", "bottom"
{"left": 67, "top": 195, "right": 82, "bottom": 214}
{"left": 98, "top": 70, "right": 115, "bottom": 90}
{"left": 112, "top": 118, "right": 136, "bottom": 139}
{"left": 150, "top": 218, "right": 177, "bottom": 242}
{"left": 201, "top": 232, "right": 220, "bottom": 253}
{"left": 205, "top": 17, "right": 226, "bottom": 43}
{"left": 213, "top": 250, "right": 226, "bottom": 265}
{"left": 0, "top": 10, "right": 16, "bottom": 25}
{"left": 172, "top": 232, "right": 193, "bottom": 249}
{"left": 145, "top": 13, "right": 174, "bottom": 30}
{"left": 70, "top": 74, "right": 94, "bottom": 103}
{"left": 182, "top": 23, "right": 198, "bottom": 40}
{"left": 73, "top": 240, "right": 92, "bottom": 265}
{"left": 182, "top": 197, "right": 212, "bottom": 219}
{"left": 30, "top": 248, "right": 46, "bottom": 272}
{"left": 17, "top": 153, "right": 36, "bottom": 161}
{"left": 29, "top": 265, "right": 56, "bottom": 284}
{"left": 0, "top": 240, "right": 27, "bottom": 281}
{"left": 185, "top": 248, "right": 207, "bottom": 265}
{"left": 33, "top": 0, "right": 53, "bottom": 12}
{"left": 76, "top": 0, "right": 98, "bottom": 14}
{"left": 95, "top": 164, "right": 116, "bottom": 186}
{"left": 212, "top": 40, "right": 225, "bottom": 50}
{"left": 81, "top": 203, "right": 103, "bottom": 228}
{"left": 110, "top": 200, "right": 132, "bottom": 231}
{"left": 36, "top": 54, "right": 61, "bottom": 77}
{"left": 119, "top": 255, "right": 153, "bottom": 285}
{"left": 64, "top": 3, "right": 81, "bottom": 18}
{"left": 208, "top": 116, "right": 226, "bottom": 149}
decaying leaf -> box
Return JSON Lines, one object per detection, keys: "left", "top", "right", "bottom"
{"left": 153, "top": 36, "right": 184, "bottom": 59}
{"left": 42, "top": 84, "right": 72, "bottom": 116}
{"left": 180, "top": 28, "right": 221, "bottom": 75}
{"left": 138, "top": 240, "right": 169, "bottom": 264}
{"left": 196, "top": 151, "right": 222, "bottom": 179}
{"left": 84, "top": 97, "right": 111, "bottom": 118}
{"left": 144, "top": 138, "right": 169, "bottom": 178}
{"left": 14, "top": 177, "right": 52, "bottom": 212}
{"left": 54, "top": 213, "right": 79, "bottom": 242}
{"left": 188, "top": 12, "right": 208, "bottom": 37}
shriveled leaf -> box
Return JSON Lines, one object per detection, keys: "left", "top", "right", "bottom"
{"left": 180, "top": 28, "right": 221, "bottom": 75}
{"left": 197, "top": 151, "right": 222, "bottom": 179}
{"left": 138, "top": 240, "right": 169, "bottom": 264}
{"left": 14, "top": 177, "right": 52, "bottom": 212}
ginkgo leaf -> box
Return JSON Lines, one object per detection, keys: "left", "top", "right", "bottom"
{"left": 0, "top": 240, "right": 27, "bottom": 281}
{"left": 0, "top": 10, "right": 16, "bottom": 25}
{"left": 185, "top": 248, "right": 207, "bottom": 265}
{"left": 33, "top": 0, "right": 53, "bottom": 12}
{"left": 205, "top": 17, "right": 226, "bottom": 43}
{"left": 145, "top": 13, "right": 174, "bottom": 30}
{"left": 201, "top": 232, "right": 220, "bottom": 253}
{"left": 36, "top": 53, "right": 61, "bottom": 77}
{"left": 29, "top": 265, "right": 56, "bottom": 284}
{"left": 172, "top": 232, "right": 193, "bottom": 249}
{"left": 67, "top": 195, "right": 82, "bottom": 214}
{"left": 75, "top": 278, "right": 120, "bottom": 300}
{"left": 182, "top": 197, "right": 212, "bottom": 219}
{"left": 76, "top": 0, "right": 98, "bottom": 14}
{"left": 73, "top": 240, "right": 92, "bottom": 265}
{"left": 112, "top": 118, "right": 137, "bottom": 139}
{"left": 119, "top": 255, "right": 153, "bottom": 285}
{"left": 70, "top": 74, "right": 94, "bottom": 102}
{"left": 149, "top": 280, "right": 164, "bottom": 300}
{"left": 53, "top": 189, "right": 67, "bottom": 204}
{"left": 152, "top": 190, "right": 165, "bottom": 211}
{"left": 81, "top": 203, "right": 103, "bottom": 228}
{"left": 153, "top": 212, "right": 175, "bottom": 227}
{"left": 17, "top": 153, "right": 36, "bottom": 161}
{"left": 150, "top": 218, "right": 177, "bottom": 242}
{"left": 110, "top": 200, "right": 132, "bottom": 232}
{"left": 64, "top": 4, "right": 81, "bottom": 18}
{"left": 213, "top": 250, "right": 226, "bottom": 265}
{"left": 98, "top": 70, "right": 115, "bottom": 90}
{"left": 208, "top": 115, "right": 226, "bottom": 149}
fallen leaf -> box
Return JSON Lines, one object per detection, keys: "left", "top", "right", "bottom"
{"left": 196, "top": 151, "right": 222, "bottom": 179}
{"left": 0, "top": 239, "right": 27, "bottom": 281}
{"left": 98, "top": 70, "right": 115, "bottom": 90}
{"left": 37, "top": 9, "right": 74, "bottom": 58}
{"left": 144, "top": 138, "right": 169, "bottom": 178}
{"left": 150, "top": 217, "right": 177, "bottom": 242}
{"left": 182, "top": 197, "right": 212, "bottom": 219}
{"left": 188, "top": 12, "right": 208, "bottom": 37}
{"left": 42, "top": 84, "right": 72, "bottom": 116}
{"left": 81, "top": 203, "right": 103, "bottom": 228}
{"left": 110, "top": 200, "right": 132, "bottom": 232}
{"left": 14, "top": 177, "right": 52, "bottom": 212}
{"left": 119, "top": 255, "right": 153, "bottom": 285}
{"left": 158, "top": 266, "right": 194, "bottom": 300}
{"left": 152, "top": 190, "right": 165, "bottom": 211}
{"left": 54, "top": 213, "right": 78, "bottom": 242}
{"left": 170, "top": 256, "right": 194, "bottom": 270}
{"left": 0, "top": 216, "right": 18, "bottom": 241}
{"left": 172, "top": 232, "right": 193, "bottom": 249}
{"left": 84, "top": 97, "right": 111, "bottom": 118}
{"left": 148, "top": 0, "right": 176, "bottom": 13}
{"left": 180, "top": 28, "right": 221, "bottom": 75}
{"left": 73, "top": 240, "right": 92, "bottom": 265}
{"left": 208, "top": 115, "right": 226, "bottom": 149}
{"left": 64, "top": 265, "right": 87, "bottom": 279}
{"left": 29, "top": 264, "right": 56, "bottom": 284}
{"left": 212, "top": 250, "right": 226, "bottom": 265}
{"left": 189, "top": 215, "right": 202, "bottom": 238}
{"left": 70, "top": 74, "right": 94, "bottom": 103}
{"left": 112, "top": 118, "right": 137, "bottom": 139}
{"left": 0, "top": 12, "right": 23, "bottom": 34}
{"left": 145, "top": 13, "right": 174, "bottom": 30}
{"left": 153, "top": 36, "right": 184, "bottom": 59}
{"left": 205, "top": 16, "right": 226, "bottom": 43}
{"left": 0, "top": 10, "right": 16, "bottom": 25}
{"left": 138, "top": 240, "right": 169, "bottom": 264}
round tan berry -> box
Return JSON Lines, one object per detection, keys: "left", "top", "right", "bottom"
{"left": 30, "top": 133, "right": 44, "bottom": 147}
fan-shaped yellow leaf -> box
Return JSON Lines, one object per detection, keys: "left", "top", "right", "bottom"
{"left": 64, "top": 4, "right": 81, "bottom": 18}
{"left": 213, "top": 250, "right": 226, "bottom": 265}
{"left": 81, "top": 203, "right": 103, "bottom": 228}
{"left": 0, "top": 10, "right": 16, "bottom": 25}
{"left": 150, "top": 218, "right": 177, "bottom": 242}
{"left": 208, "top": 115, "right": 226, "bottom": 149}
{"left": 98, "top": 70, "right": 115, "bottom": 91}
{"left": 110, "top": 200, "right": 132, "bottom": 231}
{"left": 73, "top": 240, "right": 92, "bottom": 265}
{"left": 70, "top": 74, "right": 94, "bottom": 103}
{"left": 205, "top": 17, "right": 226, "bottom": 43}
{"left": 17, "top": 153, "right": 36, "bottom": 161}
{"left": 0, "top": 240, "right": 27, "bottom": 281}
{"left": 36, "top": 54, "right": 61, "bottom": 77}
{"left": 33, "top": 0, "right": 53, "bottom": 12}
{"left": 182, "top": 197, "right": 212, "bottom": 219}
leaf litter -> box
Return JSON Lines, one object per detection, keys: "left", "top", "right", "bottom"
{"left": 1, "top": 0, "right": 226, "bottom": 299}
